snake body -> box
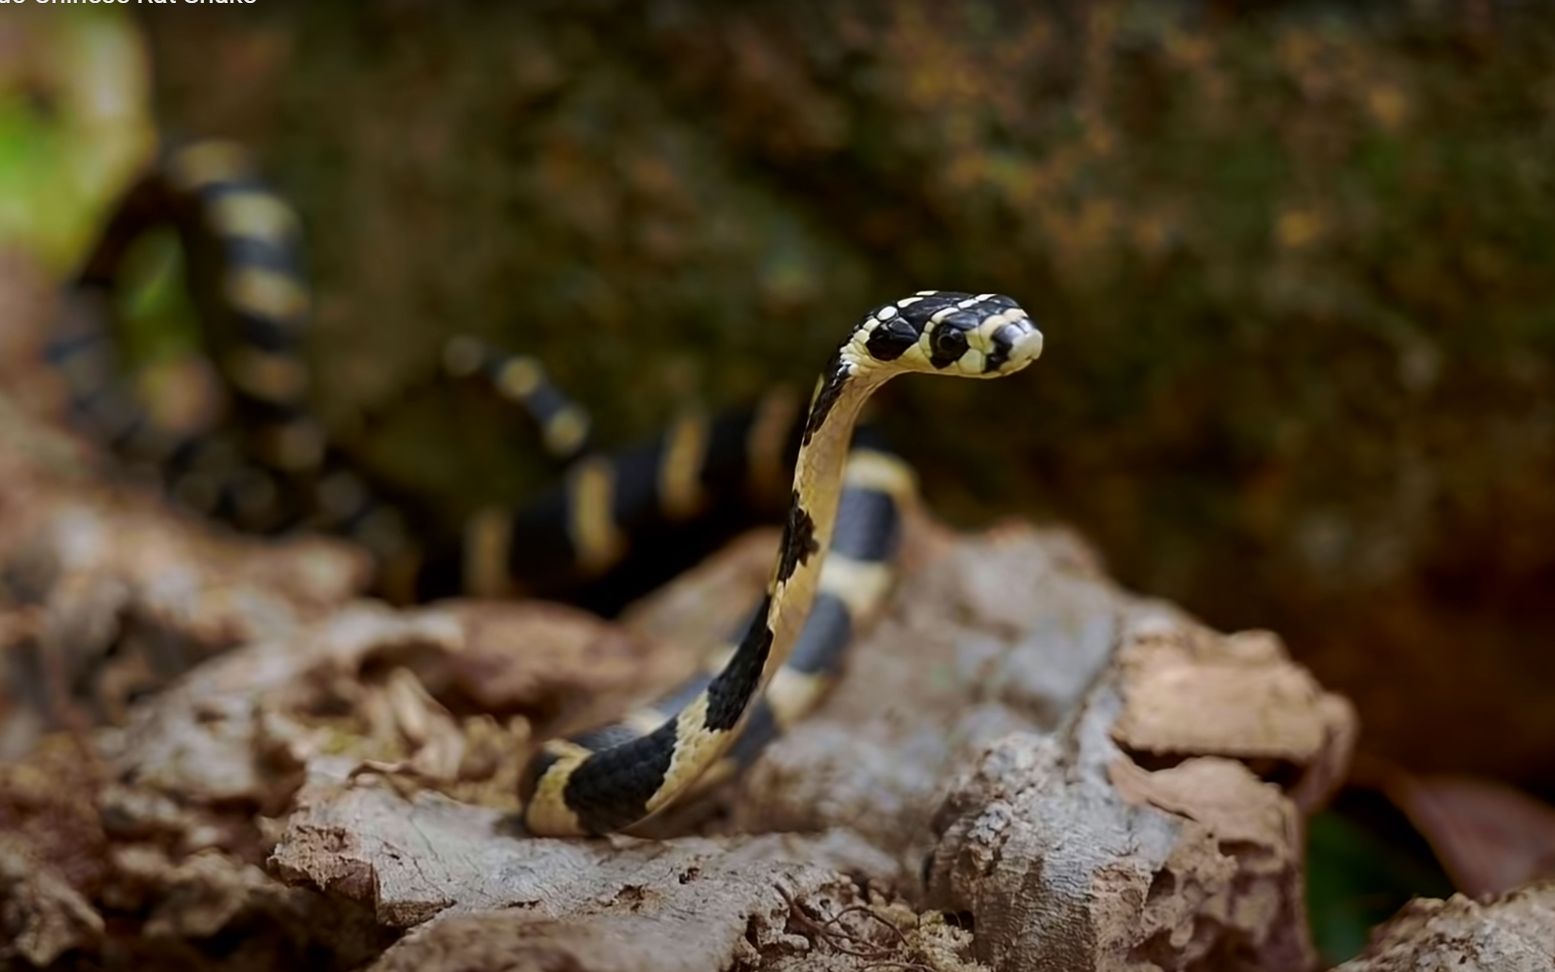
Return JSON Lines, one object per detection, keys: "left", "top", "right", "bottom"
{"left": 45, "top": 140, "right": 1044, "bottom": 835}
{"left": 52, "top": 140, "right": 332, "bottom": 538}
{"left": 521, "top": 292, "right": 1041, "bottom": 835}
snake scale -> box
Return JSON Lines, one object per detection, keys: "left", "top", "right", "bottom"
{"left": 46, "top": 140, "right": 1043, "bottom": 836}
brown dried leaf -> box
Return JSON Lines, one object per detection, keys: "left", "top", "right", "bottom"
{"left": 1384, "top": 772, "right": 1555, "bottom": 898}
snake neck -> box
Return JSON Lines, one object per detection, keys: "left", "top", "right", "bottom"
{"left": 761, "top": 357, "right": 883, "bottom": 655}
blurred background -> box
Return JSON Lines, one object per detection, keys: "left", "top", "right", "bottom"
{"left": 4, "top": 1, "right": 1554, "bottom": 961}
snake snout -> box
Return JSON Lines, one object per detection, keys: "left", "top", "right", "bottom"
{"left": 986, "top": 317, "right": 1043, "bottom": 374}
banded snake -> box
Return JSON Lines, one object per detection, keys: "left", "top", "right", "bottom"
{"left": 44, "top": 140, "right": 1043, "bottom": 835}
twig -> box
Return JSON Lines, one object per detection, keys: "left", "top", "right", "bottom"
{"left": 774, "top": 886, "right": 933, "bottom": 971}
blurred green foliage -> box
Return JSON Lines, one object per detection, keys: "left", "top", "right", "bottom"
{"left": 0, "top": 8, "right": 150, "bottom": 267}
{"left": 1307, "top": 801, "right": 1455, "bottom": 964}
{"left": 115, "top": 229, "right": 203, "bottom": 363}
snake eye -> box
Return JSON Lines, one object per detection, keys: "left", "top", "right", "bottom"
{"left": 929, "top": 324, "right": 968, "bottom": 364}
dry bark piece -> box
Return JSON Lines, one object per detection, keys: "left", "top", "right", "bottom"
{"left": 371, "top": 895, "right": 981, "bottom": 972}
{"left": 101, "top": 606, "right": 453, "bottom": 812}
{"left": 1114, "top": 626, "right": 1339, "bottom": 759}
{"left": 444, "top": 599, "right": 684, "bottom": 733}
{"left": 0, "top": 739, "right": 111, "bottom": 964}
{"left": 99, "top": 598, "right": 681, "bottom": 821}
{"left": 925, "top": 612, "right": 1354, "bottom": 971}
{"left": 0, "top": 735, "right": 110, "bottom": 892}
{"left": 270, "top": 762, "right": 929, "bottom": 971}
{"left": 1335, "top": 881, "right": 1555, "bottom": 972}
{"left": 1111, "top": 621, "right": 1358, "bottom": 814}
{"left": 94, "top": 841, "right": 392, "bottom": 971}
{"left": 0, "top": 847, "right": 104, "bottom": 967}
{"left": 0, "top": 465, "right": 370, "bottom": 758}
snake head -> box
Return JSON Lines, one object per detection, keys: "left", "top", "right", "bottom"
{"left": 852, "top": 291, "right": 1042, "bottom": 378}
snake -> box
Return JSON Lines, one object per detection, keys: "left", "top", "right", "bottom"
{"left": 40, "top": 139, "right": 1044, "bottom": 836}
{"left": 519, "top": 291, "right": 1041, "bottom": 834}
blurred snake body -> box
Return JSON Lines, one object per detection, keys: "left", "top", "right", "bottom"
{"left": 48, "top": 140, "right": 1044, "bottom": 836}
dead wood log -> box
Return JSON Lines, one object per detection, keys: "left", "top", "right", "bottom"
{"left": 1, "top": 501, "right": 1361, "bottom": 970}
{"left": 249, "top": 522, "right": 1351, "bottom": 971}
